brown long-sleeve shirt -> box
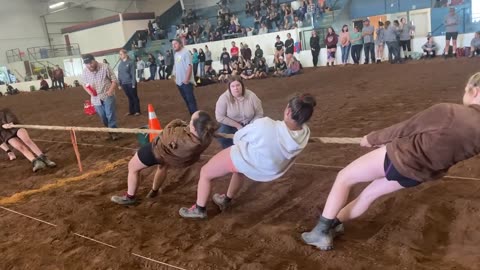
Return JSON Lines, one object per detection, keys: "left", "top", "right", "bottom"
{"left": 152, "top": 119, "right": 212, "bottom": 167}
{"left": 0, "top": 108, "right": 20, "bottom": 143}
{"left": 367, "top": 103, "right": 480, "bottom": 182}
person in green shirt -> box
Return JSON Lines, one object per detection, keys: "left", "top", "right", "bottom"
{"left": 350, "top": 26, "right": 363, "bottom": 64}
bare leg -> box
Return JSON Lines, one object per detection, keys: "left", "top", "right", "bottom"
{"left": 127, "top": 153, "right": 148, "bottom": 196}
{"left": 16, "top": 129, "right": 43, "bottom": 156}
{"left": 7, "top": 138, "right": 36, "bottom": 161}
{"left": 452, "top": 39, "right": 458, "bottom": 53}
{"left": 321, "top": 147, "right": 387, "bottom": 220}
{"left": 444, "top": 38, "right": 450, "bottom": 54}
{"left": 337, "top": 177, "right": 404, "bottom": 222}
{"left": 152, "top": 165, "right": 168, "bottom": 191}
{"left": 1, "top": 143, "right": 16, "bottom": 160}
{"left": 226, "top": 173, "right": 244, "bottom": 199}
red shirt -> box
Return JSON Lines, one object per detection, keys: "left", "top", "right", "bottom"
{"left": 230, "top": 46, "right": 239, "bottom": 56}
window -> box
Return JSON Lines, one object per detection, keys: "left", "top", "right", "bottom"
{"left": 473, "top": 0, "right": 480, "bottom": 22}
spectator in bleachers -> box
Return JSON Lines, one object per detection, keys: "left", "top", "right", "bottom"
{"left": 310, "top": 30, "right": 321, "bottom": 67}
{"left": 164, "top": 50, "right": 174, "bottom": 79}
{"left": 231, "top": 41, "right": 240, "bottom": 62}
{"left": 254, "top": 44, "right": 264, "bottom": 65}
{"left": 399, "top": 18, "right": 415, "bottom": 60}
{"left": 205, "top": 45, "right": 213, "bottom": 72}
{"left": 258, "top": 23, "right": 268, "bottom": 35}
{"left": 203, "top": 19, "right": 212, "bottom": 36}
{"left": 221, "top": 47, "right": 231, "bottom": 70}
{"left": 147, "top": 53, "right": 157, "bottom": 80}
{"left": 198, "top": 48, "right": 206, "bottom": 78}
{"left": 375, "top": 21, "right": 385, "bottom": 63}
{"left": 247, "top": 27, "right": 254, "bottom": 36}
{"left": 246, "top": 1, "right": 253, "bottom": 16}
{"left": 306, "top": 0, "right": 316, "bottom": 26}
{"left": 228, "top": 20, "right": 238, "bottom": 34}
{"left": 136, "top": 56, "right": 145, "bottom": 81}
{"left": 274, "top": 35, "right": 284, "bottom": 62}
{"left": 350, "top": 25, "right": 363, "bottom": 65}
{"left": 325, "top": 27, "right": 338, "bottom": 67}
{"left": 422, "top": 36, "right": 437, "bottom": 58}
{"left": 469, "top": 31, "right": 480, "bottom": 58}
{"left": 285, "top": 33, "right": 295, "bottom": 65}
{"left": 192, "top": 48, "right": 199, "bottom": 78}
{"left": 339, "top": 25, "right": 351, "bottom": 65}
{"left": 214, "top": 31, "right": 223, "bottom": 41}
{"left": 254, "top": 11, "right": 262, "bottom": 30}
{"left": 148, "top": 20, "right": 154, "bottom": 40}
{"left": 283, "top": 5, "right": 294, "bottom": 30}
{"left": 294, "top": 16, "right": 303, "bottom": 28}
{"left": 241, "top": 61, "right": 256, "bottom": 80}
{"left": 255, "top": 59, "right": 268, "bottom": 78}
{"left": 362, "top": 19, "right": 376, "bottom": 64}
{"left": 191, "top": 22, "right": 201, "bottom": 44}
{"left": 158, "top": 52, "right": 165, "bottom": 80}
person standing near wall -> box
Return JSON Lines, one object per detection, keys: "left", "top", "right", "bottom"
{"left": 325, "top": 27, "right": 338, "bottom": 67}
{"left": 375, "top": 22, "right": 386, "bottom": 63}
{"left": 384, "top": 21, "right": 402, "bottom": 64}
{"left": 443, "top": 7, "right": 459, "bottom": 58}
{"left": 172, "top": 39, "right": 198, "bottom": 115}
{"left": 53, "top": 65, "right": 65, "bottom": 90}
{"left": 399, "top": 18, "right": 415, "bottom": 60}
{"left": 362, "top": 19, "right": 375, "bottom": 64}
{"left": 285, "top": 33, "right": 295, "bottom": 65}
{"left": 164, "top": 50, "right": 174, "bottom": 79}
{"left": 310, "top": 30, "right": 321, "bottom": 67}
{"left": 81, "top": 54, "right": 120, "bottom": 140}
{"left": 205, "top": 45, "right": 213, "bottom": 73}
{"left": 147, "top": 54, "right": 157, "bottom": 81}
{"left": 339, "top": 25, "right": 351, "bottom": 65}
{"left": 118, "top": 49, "right": 141, "bottom": 116}
{"left": 350, "top": 26, "right": 363, "bottom": 65}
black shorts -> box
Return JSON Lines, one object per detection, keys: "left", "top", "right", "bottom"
{"left": 137, "top": 143, "right": 163, "bottom": 167}
{"left": 446, "top": 32, "right": 458, "bottom": 40}
{"left": 206, "top": 60, "right": 213, "bottom": 65}
{"left": 384, "top": 153, "right": 420, "bottom": 188}
{"left": 2, "top": 128, "right": 19, "bottom": 144}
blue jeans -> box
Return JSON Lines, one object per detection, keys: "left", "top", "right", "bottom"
{"left": 341, "top": 44, "right": 351, "bottom": 64}
{"left": 149, "top": 65, "right": 157, "bottom": 80}
{"left": 199, "top": 62, "right": 205, "bottom": 77}
{"left": 95, "top": 95, "right": 117, "bottom": 128}
{"left": 177, "top": 83, "right": 198, "bottom": 115}
{"left": 217, "top": 124, "right": 237, "bottom": 149}
{"left": 121, "top": 84, "right": 140, "bottom": 114}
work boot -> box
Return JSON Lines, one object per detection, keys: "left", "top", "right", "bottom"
{"left": 146, "top": 189, "right": 159, "bottom": 198}
{"left": 179, "top": 204, "right": 207, "bottom": 219}
{"left": 32, "top": 158, "right": 46, "bottom": 172}
{"left": 212, "top": 193, "right": 231, "bottom": 211}
{"left": 111, "top": 194, "right": 137, "bottom": 205}
{"left": 39, "top": 154, "right": 56, "bottom": 168}
{"left": 301, "top": 216, "right": 335, "bottom": 251}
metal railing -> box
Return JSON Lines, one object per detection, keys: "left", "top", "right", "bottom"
{"left": 26, "top": 44, "right": 81, "bottom": 60}
{"left": 5, "top": 48, "right": 25, "bottom": 63}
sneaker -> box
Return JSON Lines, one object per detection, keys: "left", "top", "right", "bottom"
{"left": 146, "top": 189, "right": 159, "bottom": 198}
{"left": 110, "top": 133, "right": 121, "bottom": 141}
{"left": 111, "top": 194, "right": 137, "bottom": 205}
{"left": 7, "top": 151, "right": 16, "bottom": 161}
{"left": 125, "top": 112, "right": 133, "bottom": 116}
{"left": 376, "top": 59, "right": 381, "bottom": 64}
{"left": 39, "top": 154, "right": 56, "bottom": 168}
{"left": 179, "top": 204, "right": 207, "bottom": 219}
{"left": 326, "top": 62, "right": 330, "bottom": 67}
{"left": 32, "top": 158, "right": 46, "bottom": 172}
{"left": 134, "top": 112, "right": 141, "bottom": 116}
{"left": 212, "top": 193, "right": 231, "bottom": 211}
{"left": 301, "top": 228, "right": 334, "bottom": 251}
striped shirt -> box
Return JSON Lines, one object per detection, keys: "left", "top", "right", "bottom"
{"left": 81, "top": 63, "right": 117, "bottom": 101}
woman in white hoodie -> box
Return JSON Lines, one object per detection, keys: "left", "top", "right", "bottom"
{"left": 179, "top": 93, "right": 316, "bottom": 219}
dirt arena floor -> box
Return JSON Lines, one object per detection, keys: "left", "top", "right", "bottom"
{"left": 1, "top": 58, "right": 480, "bottom": 270}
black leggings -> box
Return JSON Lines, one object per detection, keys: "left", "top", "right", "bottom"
{"left": 400, "top": 40, "right": 411, "bottom": 52}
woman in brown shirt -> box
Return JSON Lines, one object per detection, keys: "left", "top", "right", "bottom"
{"left": 111, "top": 110, "right": 219, "bottom": 205}
{"left": 0, "top": 108, "right": 56, "bottom": 172}
{"left": 302, "top": 72, "right": 480, "bottom": 251}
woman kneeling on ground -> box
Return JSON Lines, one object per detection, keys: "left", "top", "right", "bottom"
{"left": 302, "top": 72, "right": 480, "bottom": 251}
{"left": 0, "top": 108, "right": 56, "bottom": 172}
{"left": 215, "top": 77, "right": 264, "bottom": 149}
{"left": 111, "top": 111, "right": 219, "bottom": 205}
{"left": 179, "top": 93, "right": 316, "bottom": 219}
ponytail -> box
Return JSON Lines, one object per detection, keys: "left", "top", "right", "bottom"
{"left": 288, "top": 93, "right": 317, "bottom": 125}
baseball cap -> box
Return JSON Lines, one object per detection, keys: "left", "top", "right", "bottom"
{"left": 82, "top": 54, "right": 95, "bottom": 64}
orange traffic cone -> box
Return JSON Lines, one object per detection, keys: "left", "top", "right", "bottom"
{"left": 148, "top": 104, "right": 162, "bottom": 142}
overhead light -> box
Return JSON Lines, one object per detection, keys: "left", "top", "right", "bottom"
{"left": 49, "top": 2, "right": 65, "bottom": 9}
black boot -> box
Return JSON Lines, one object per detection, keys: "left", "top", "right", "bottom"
{"left": 301, "top": 216, "right": 335, "bottom": 250}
